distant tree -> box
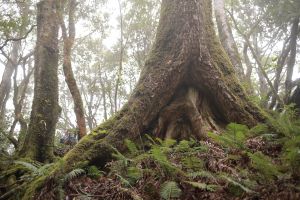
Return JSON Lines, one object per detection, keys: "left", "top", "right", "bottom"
{"left": 0, "top": 0, "right": 35, "bottom": 152}
{"left": 0, "top": 1, "right": 32, "bottom": 122}
{"left": 227, "top": 0, "right": 300, "bottom": 108}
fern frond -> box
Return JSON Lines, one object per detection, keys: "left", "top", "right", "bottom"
{"left": 112, "top": 146, "right": 131, "bottom": 166}
{"left": 160, "top": 181, "right": 182, "bottom": 200}
{"left": 248, "top": 152, "right": 280, "bottom": 180}
{"left": 64, "top": 168, "right": 85, "bottom": 182}
{"left": 36, "top": 163, "right": 55, "bottom": 176}
{"left": 126, "top": 166, "right": 142, "bottom": 184}
{"left": 208, "top": 123, "right": 249, "bottom": 149}
{"left": 155, "top": 137, "right": 164, "bottom": 145}
{"left": 14, "top": 161, "right": 38, "bottom": 172}
{"left": 116, "top": 174, "right": 131, "bottom": 187}
{"left": 181, "top": 156, "right": 204, "bottom": 171}
{"left": 188, "top": 171, "right": 216, "bottom": 180}
{"left": 221, "top": 175, "right": 253, "bottom": 193}
{"left": 184, "top": 181, "right": 218, "bottom": 192}
{"left": 145, "top": 134, "right": 156, "bottom": 145}
{"left": 125, "top": 139, "right": 139, "bottom": 156}
{"left": 175, "top": 140, "right": 190, "bottom": 152}
{"left": 87, "top": 165, "right": 103, "bottom": 179}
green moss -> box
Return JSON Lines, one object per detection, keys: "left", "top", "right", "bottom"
{"left": 23, "top": 175, "right": 48, "bottom": 200}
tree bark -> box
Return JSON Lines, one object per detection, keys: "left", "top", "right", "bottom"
{"left": 58, "top": 0, "right": 87, "bottom": 139}
{"left": 19, "top": 0, "right": 60, "bottom": 163}
{"left": 27, "top": 0, "right": 265, "bottom": 197}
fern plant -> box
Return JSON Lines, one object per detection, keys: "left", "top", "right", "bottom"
{"left": 268, "top": 105, "right": 300, "bottom": 138}
{"left": 266, "top": 106, "right": 300, "bottom": 177}
{"left": 125, "top": 139, "right": 140, "bottom": 156}
{"left": 208, "top": 123, "right": 249, "bottom": 150}
{"left": 248, "top": 151, "right": 280, "bottom": 181}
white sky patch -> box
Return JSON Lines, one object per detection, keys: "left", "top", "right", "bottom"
{"left": 102, "top": 0, "right": 120, "bottom": 49}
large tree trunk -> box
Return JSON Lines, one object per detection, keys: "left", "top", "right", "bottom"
{"left": 19, "top": 0, "right": 60, "bottom": 163}
{"left": 26, "top": 0, "right": 265, "bottom": 197}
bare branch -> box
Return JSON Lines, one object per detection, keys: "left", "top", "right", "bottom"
{"left": 0, "top": 25, "right": 36, "bottom": 51}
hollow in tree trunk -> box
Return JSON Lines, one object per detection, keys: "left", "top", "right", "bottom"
{"left": 25, "top": 0, "right": 265, "bottom": 198}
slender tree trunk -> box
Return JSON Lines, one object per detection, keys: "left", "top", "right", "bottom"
{"left": 269, "top": 35, "right": 292, "bottom": 109}
{"left": 99, "top": 73, "right": 108, "bottom": 121}
{"left": 58, "top": 0, "right": 87, "bottom": 139}
{"left": 28, "top": 0, "right": 265, "bottom": 198}
{"left": 114, "top": 0, "right": 124, "bottom": 113}
{"left": 19, "top": 0, "right": 60, "bottom": 163}
{"left": 290, "top": 86, "right": 300, "bottom": 114}
{"left": 107, "top": 76, "right": 115, "bottom": 116}
{"left": 243, "top": 44, "right": 254, "bottom": 93}
{"left": 285, "top": 17, "right": 299, "bottom": 102}
{"left": 0, "top": 42, "right": 20, "bottom": 120}
{"left": 214, "top": 0, "right": 244, "bottom": 79}
{"left": 9, "top": 62, "right": 33, "bottom": 150}
{"left": 86, "top": 93, "right": 95, "bottom": 130}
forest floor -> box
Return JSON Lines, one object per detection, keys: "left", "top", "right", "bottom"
{"left": 60, "top": 121, "right": 300, "bottom": 200}
{"left": 1, "top": 109, "right": 300, "bottom": 200}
